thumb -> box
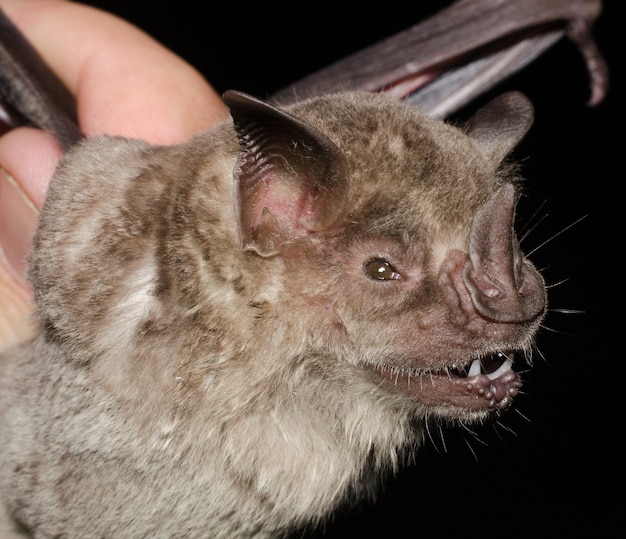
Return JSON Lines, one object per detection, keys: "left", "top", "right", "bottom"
{"left": 0, "top": 127, "right": 61, "bottom": 279}
{"left": 0, "top": 128, "right": 59, "bottom": 347}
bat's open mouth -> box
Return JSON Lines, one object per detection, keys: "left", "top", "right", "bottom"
{"left": 371, "top": 351, "right": 522, "bottom": 413}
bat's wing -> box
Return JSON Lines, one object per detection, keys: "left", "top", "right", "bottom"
{"left": 271, "top": 0, "right": 609, "bottom": 118}
{"left": 0, "top": 0, "right": 609, "bottom": 151}
{"left": 0, "top": 7, "right": 81, "bottom": 151}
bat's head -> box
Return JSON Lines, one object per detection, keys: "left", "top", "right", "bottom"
{"left": 224, "top": 90, "right": 544, "bottom": 422}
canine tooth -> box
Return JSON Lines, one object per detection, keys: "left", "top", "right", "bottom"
{"left": 486, "top": 357, "right": 513, "bottom": 381}
{"left": 468, "top": 359, "right": 482, "bottom": 377}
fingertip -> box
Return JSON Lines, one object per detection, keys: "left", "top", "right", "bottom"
{"left": 0, "top": 127, "right": 62, "bottom": 208}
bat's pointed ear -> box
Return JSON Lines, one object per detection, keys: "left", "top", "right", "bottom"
{"left": 223, "top": 90, "right": 349, "bottom": 257}
{"left": 465, "top": 92, "right": 534, "bottom": 163}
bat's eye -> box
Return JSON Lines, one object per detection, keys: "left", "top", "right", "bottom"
{"left": 364, "top": 258, "right": 400, "bottom": 281}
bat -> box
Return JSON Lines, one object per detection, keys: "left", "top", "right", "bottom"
{"left": 0, "top": 84, "right": 542, "bottom": 538}
{"left": 0, "top": 1, "right": 608, "bottom": 537}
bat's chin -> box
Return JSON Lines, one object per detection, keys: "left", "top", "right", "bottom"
{"left": 369, "top": 352, "right": 522, "bottom": 414}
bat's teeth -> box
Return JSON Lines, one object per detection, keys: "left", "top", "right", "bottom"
{"left": 468, "top": 358, "right": 482, "bottom": 377}
{"left": 486, "top": 355, "right": 513, "bottom": 381}
{"left": 467, "top": 353, "right": 514, "bottom": 380}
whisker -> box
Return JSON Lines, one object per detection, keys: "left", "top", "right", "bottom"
{"left": 459, "top": 423, "right": 485, "bottom": 445}
{"left": 532, "top": 346, "right": 549, "bottom": 366}
{"left": 494, "top": 419, "right": 518, "bottom": 437}
{"left": 518, "top": 199, "right": 549, "bottom": 243}
{"left": 539, "top": 324, "right": 580, "bottom": 338}
{"left": 437, "top": 422, "right": 448, "bottom": 453}
{"left": 461, "top": 434, "right": 479, "bottom": 461}
{"left": 490, "top": 421, "right": 507, "bottom": 443}
{"left": 529, "top": 348, "right": 542, "bottom": 363}
{"left": 513, "top": 408, "right": 531, "bottom": 423}
{"left": 424, "top": 421, "right": 441, "bottom": 453}
{"left": 545, "top": 278, "right": 570, "bottom": 289}
{"left": 548, "top": 308, "right": 585, "bottom": 315}
{"left": 525, "top": 214, "right": 588, "bottom": 257}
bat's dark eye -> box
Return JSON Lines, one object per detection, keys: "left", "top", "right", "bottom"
{"left": 364, "top": 258, "right": 400, "bottom": 281}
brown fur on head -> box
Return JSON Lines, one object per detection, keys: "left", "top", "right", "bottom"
{"left": 1, "top": 91, "right": 544, "bottom": 537}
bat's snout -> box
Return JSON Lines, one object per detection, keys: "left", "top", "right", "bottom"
{"left": 463, "top": 184, "right": 546, "bottom": 324}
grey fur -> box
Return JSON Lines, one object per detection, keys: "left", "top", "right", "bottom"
{"left": 0, "top": 90, "right": 545, "bottom": 538}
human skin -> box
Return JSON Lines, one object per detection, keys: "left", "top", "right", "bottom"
{"left": 0, "top": 0, "right": 228, "bottom": 349}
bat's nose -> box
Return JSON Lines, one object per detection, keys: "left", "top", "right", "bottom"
{"left": 462, "top": 183, "right": 546, "bottom": 323}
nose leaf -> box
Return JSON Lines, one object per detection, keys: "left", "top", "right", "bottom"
{"left": 463, "top": 184, "right": 545, "bottom": 323}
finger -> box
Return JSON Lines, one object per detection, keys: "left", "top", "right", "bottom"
{"left": 0, "top": 127, "right": 62, "bottom": 209}
{"left": 0, "top": 257, "right": 37, "bottom": 349}
{"left": 0, "top": 0, "right": 229, "bottom": 144}
{"left": 0, "top": 128, "right": 55, "bottom": 288}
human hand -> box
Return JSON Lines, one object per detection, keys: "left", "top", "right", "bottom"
{"left": 0, "top": 0, "right": 228, "bottom": 349}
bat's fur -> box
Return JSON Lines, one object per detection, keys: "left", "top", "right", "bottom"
{"left": 0, "top": 91, "right": 545, "bottom": 538}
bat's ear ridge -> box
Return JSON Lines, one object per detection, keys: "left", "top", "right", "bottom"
{"left": 465, "top": 91, "right": 534, "bottom": 163}
{"left": 223, "top": 90, "right": 349, "bottom": 257}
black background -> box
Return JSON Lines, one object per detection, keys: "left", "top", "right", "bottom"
{"left": 80, "top": 1, "right": 618, "bottom": 537}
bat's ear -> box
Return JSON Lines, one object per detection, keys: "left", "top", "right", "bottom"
{"left": 465, "top": 92, "right": 534, "bottom": 163}
{"left": 223, "top": 90, "right": 349, "bottom": 257}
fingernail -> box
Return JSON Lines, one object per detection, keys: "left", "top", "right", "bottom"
{"left": 0, "top": 169, "right": 39, "bottom": 282}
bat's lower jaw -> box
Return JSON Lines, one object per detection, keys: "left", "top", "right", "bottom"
{"left": 369, "top": 352, "right": 522, "bottom": 415}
